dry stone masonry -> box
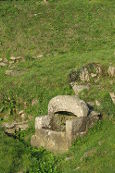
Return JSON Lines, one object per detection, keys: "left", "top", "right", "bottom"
{"left": 31, "top": 95, "right": 101, "bottom": 153}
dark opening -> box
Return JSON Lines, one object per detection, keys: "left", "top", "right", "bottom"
{"left": 50, "top": 111, "right": 76, "bottom": 132}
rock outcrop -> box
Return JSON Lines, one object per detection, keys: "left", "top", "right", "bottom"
{"left": 68, "top": 63, "right": 102, "bottom": 83}
{"left": 70, "top": 83, "right": 89, "bottom": 95}
{"left": 3, "top": 121, "right": 28, "bottom": 136}
{"left": 108, "top": 66, "right": 115, "bottom": 77}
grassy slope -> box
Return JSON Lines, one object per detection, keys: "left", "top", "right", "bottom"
{"left": 0, "top": 0, "right": 115, "bottom": 57}
{"left": 0, "top": 0, "right": 115, "bottom": 173}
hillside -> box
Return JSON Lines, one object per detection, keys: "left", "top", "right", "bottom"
{"left": 0, "top": 0, "right": 115, "bottom": 173}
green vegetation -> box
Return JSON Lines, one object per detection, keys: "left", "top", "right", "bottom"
{"left": 0, "top": 0, "right": 115, "bottom": 173}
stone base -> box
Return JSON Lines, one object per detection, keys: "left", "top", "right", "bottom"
{"left": 31, "top": 95, "right": 101, "bottom": 153}
{"left": 31, "top": 129, "right": 69, "bottom": 153}
{"left": 31, "top": 116, "right": 88, "bottom": 153}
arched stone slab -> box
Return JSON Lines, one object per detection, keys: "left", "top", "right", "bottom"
{"left": 48, "top": 95, "right": 89, "bottom": 117}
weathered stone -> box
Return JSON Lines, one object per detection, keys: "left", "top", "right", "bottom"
{"left": 68, "top": 63, "right": 102, "bottom": 83}
{"left": 35, "top": 115, "right": 51, "bottom": 130}
{"left": 108, "top": 66, "right": 115, "bottom": 77}
{"left": 0, "top": 62, "right": 7, "bottom": 67}
{"left": 44, "top": 0, "right": 48, "bottom": 3}
{"left": 31, "top": 95, "right": 101, "bottom": 153}
{"left": 3, "top": 121, "right": 28, "bottom": 136}
{"left": 48, "top": 95, "right": 89, "bottom": 117}
{"left": 87, "top": 101, "right": 95, "bottom": 108}
{"left": 36, "top": 54, "right": 43, "bottom": 58}
{"left": 5, "top": 69, "right": 24, "bottom": 76}
{"left": 70, "top": 83, "right": 89, "bottom": 95}
{"left": 21, "top": 113, "right": 26, "bottom": 121}
{"left": 10, "top": 56, "right": 22, "bottom": 61}
{"left": 31, "top": 115, "right": 88, "bottom": 153}
{"left": 9, "top": 61, "right": 15, "bottom": 65}
{"left": 3, "top": 58, "right": 8, "bottom": 63}
{"left": 109, "top": 92, "right": 115, "bottom": 104}
{"left": 79, "top": 67, "right": 90, "bottom": 82}
{"left": 66, "top": 117, "right": 87, "bottom": 142}
{"left": 19, "top": 110, "right": 24, "bottom": 115}
{"left": 91, "top": 73, "right": 97, "bottom": 78}
{"left": 10, "top": 56, "right": 24, "bottom": 64}
{"left": 5, "top": 70, "right": 13, "bottom": 75}
{"left": 0, "top": 58, "right": 3, "bottom": 62}
{"left": 10, "top": 56, "right": 16, "bottom": 61}
{"left": 31, "top": 130, "right": 68, "bottom": 153}
{"left": 87, "top": 111, "right": 101, "bottom": 129}
{"left": 95, "top": 100, "right": 101, "bottom": 107}
{"left": 18, "top": 110, "right": 26, "bottom": 120}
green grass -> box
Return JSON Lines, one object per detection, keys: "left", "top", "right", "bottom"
{"left": 0, "top": 0, "right": 115, "bottom": 173}
{"left": 58, "top": 119, "right": 115, "bottom": 173}
{"left": 0, "top": 0, "right": 115, "bottom": 58}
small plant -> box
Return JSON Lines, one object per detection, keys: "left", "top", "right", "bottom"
{"left": 1, "top": 91, "right": 17, "bottom": 116}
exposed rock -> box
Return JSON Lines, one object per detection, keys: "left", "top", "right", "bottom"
{"left": 108, "top": 66, "right": 115, "bottom": 77}
{"left": 10, "top": 56, "right": 23, "bottom": 61}
{"left": 9, "top": 56, "right": 24, "bottom": 65}
{"left": 3, "top": 121, "right": 28, "bottom": 136}
{"left": 35, "top": 115, "right": 51, "bottom": 130}
{"left": 5, "top": 70, "right": 13, "bottom": 75}
{"left": 87, "top": 111, "right": 101, "bottom": 129}
{"left": 9, "top": 61, "right": 15, "bottom": 65}
{"left": 19, "top": 110, "right": 24, "bottom": 115}
{"left": 68, "top": 63, "right": 102, "bottom": 83}
{"left": 70, "top": 83, "right": 89, "bottom": 95}
{"left": 109, "top": 92, "right": 115, "bottom": 104}
{"left": 37, "top": 54, "right": 43, "bottom": 58}
{"left": 3, "top": 58, "right": 8, "bottom": 63}
{"left": 20, "top": 113, "right": 25, "bottom": 121}
{"left": 66, "top": 116, "right": 87, "bottom": 138}
{"left": 43, "top": 0, "right": 48, "bottom": 4}
{"left": 79, "top": 67, "right": 90, "bottom": 82}
{"left": 18, "top": 110, "right": 26, "bottom": 120}
{"left": 5, "top": 69, "right": 24, "bottom": 76}
{"left": 33, "top": 54, "right": 43, "bottom": 59}
{"left": 95, "top": 100, "right": 101, "bottom": 107}
{"left": 48, "top": 95, "right": 89, "bottom": 117}
{"left": 0, "top": 58, "right": 3, "bottom": 62}
{"left": 0, "top": 62, "right": 7, "bottom": 67}
{"left": 87, "top": 101, "right": 95, "bottom": 107}
{"left": 10, "top": 56, "right": 16, "bottom": 61}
